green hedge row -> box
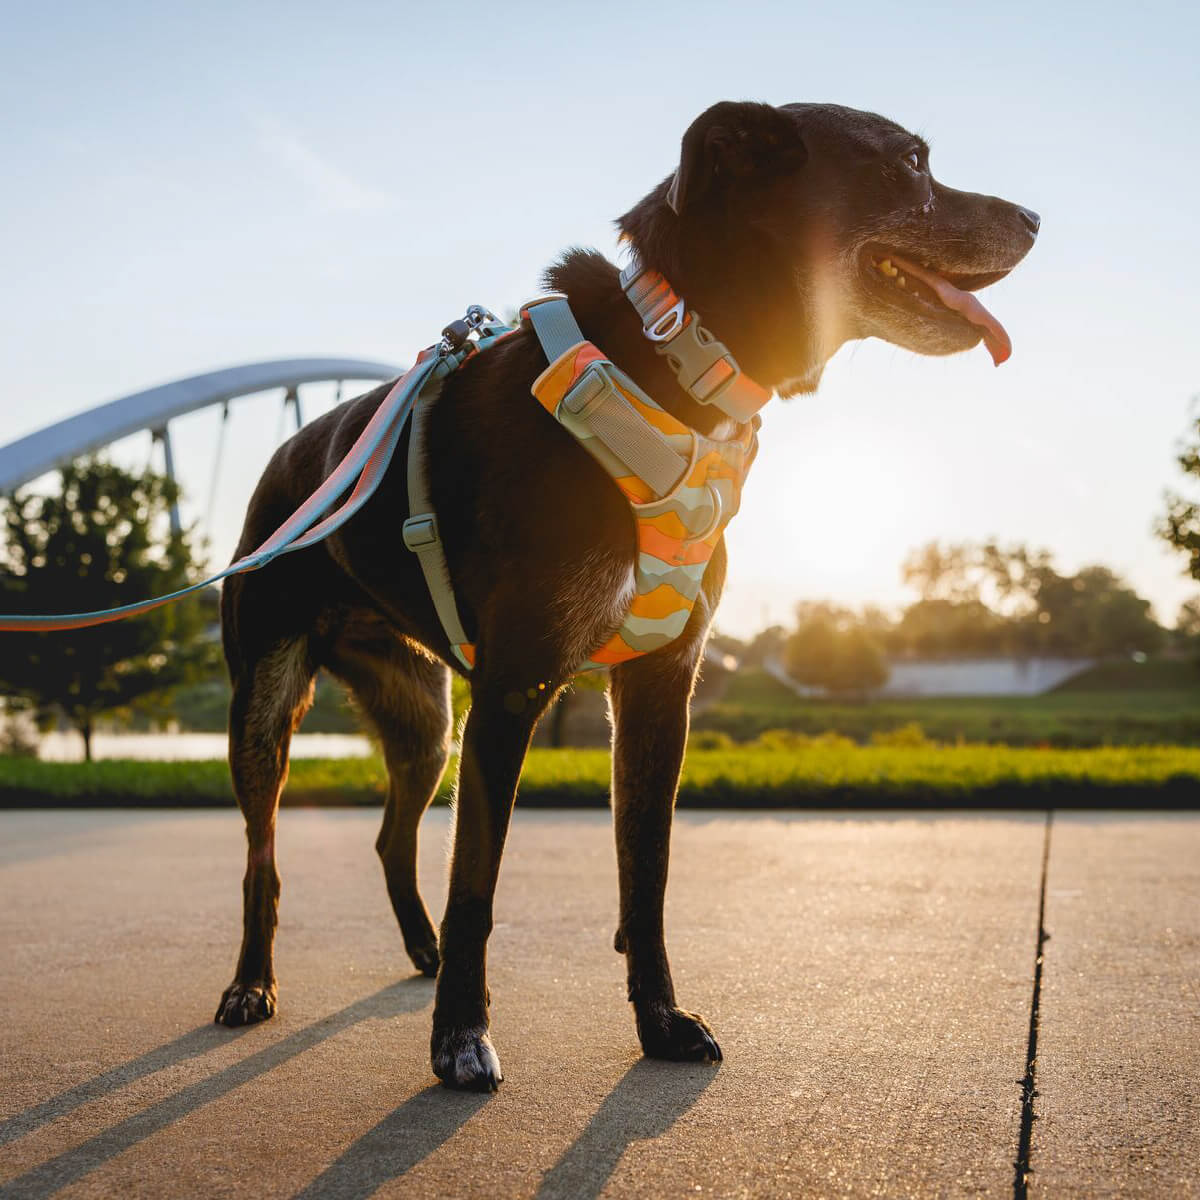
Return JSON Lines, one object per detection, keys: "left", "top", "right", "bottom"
{"left": 3, "top": 745, "right": 1199, "bottom": 809}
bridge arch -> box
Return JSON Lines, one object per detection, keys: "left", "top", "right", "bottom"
{"left": 0, "top": 357, "right": 403, "bottom": 495}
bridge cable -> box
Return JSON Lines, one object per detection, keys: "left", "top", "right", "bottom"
{"left": 205, "top": 401, "right": 231, "bottom": 537}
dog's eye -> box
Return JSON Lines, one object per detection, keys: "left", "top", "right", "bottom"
{"left": 902, "top": 150, "right": 923, "bottom": 173}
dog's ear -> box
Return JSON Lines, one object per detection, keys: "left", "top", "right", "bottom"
{"left": 666, "top": 101, "right": 805, "bottom": 214}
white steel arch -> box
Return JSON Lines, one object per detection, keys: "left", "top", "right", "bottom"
{"left": 0, "top": 358, "right": 402, "bottom": 494}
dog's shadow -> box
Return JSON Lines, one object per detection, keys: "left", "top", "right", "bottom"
{"left": 534, "top": 1058, "right": 718, "bottom": 1200}
{"left": 0, "top": 977, "right": 432, "bottom": 1199}
{"left": 294, "top": 1056, "right": 716, "bottom": 1200}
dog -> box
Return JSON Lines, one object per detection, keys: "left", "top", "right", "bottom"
{"left": 215, "top": 100, "right": 1038, "bottom": 1090}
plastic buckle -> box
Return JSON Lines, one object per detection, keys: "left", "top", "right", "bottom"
{"left": 560, "top": 364, "right": 613, "bottom": 421}
{"left": 657, "top": 316, "right": 741, "bottom": 404}
{"left": 402, "top": 514, "right": 439, "bottom": 551}
{"left": 690, "top": 354, "right": 740, "bottom": 405}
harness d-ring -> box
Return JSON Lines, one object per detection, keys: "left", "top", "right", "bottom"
{"left": 688, "top": 482, "right": 724, "bottom": 544}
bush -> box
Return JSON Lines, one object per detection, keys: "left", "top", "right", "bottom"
{"left": 689, "top": 730, "right": 736, "bottom": 751}
{"left": 869, "top": 722, "right": 937, "bottom": 748}
{"left": 752, "top": 729, "right": 857, "bottom": 752}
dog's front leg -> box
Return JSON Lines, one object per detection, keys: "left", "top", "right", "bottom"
{"left": 431, "top": 673, "right": 553, "bottom": 1090}
{"left": 609, "top": 648, "right": 722, "bottom": 1064}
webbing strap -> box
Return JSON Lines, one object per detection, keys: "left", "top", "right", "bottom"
{"left": 559, "top": 363, "right": 689, "bottom": 498}
{"left": 620, "top": 258, "right": 771, "bottom": 423}
{"left": 524, "top": 297, "right": 586, "bottom": 363}
{"left": 403, "top": 367, "right": 473, "bottom": 669}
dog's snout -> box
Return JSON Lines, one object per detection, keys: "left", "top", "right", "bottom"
{"left": 1017, "top": 206, "right": 1041, "bottom": 237}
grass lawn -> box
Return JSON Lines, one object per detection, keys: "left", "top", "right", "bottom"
{"left": 3, "top": 743, "right": 1198, "bottom": 809}
{"left": 693, "top": 666, "right": 1200, "bottom": 747}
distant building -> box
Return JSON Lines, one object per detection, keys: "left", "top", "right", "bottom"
{"left": 766, "top": 656, "right": 1095, "bottom": 699}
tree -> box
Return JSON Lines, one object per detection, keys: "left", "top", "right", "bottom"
{"left": 0, "top": 458, "right": 217, "bottom": 759}
{"left": 899, "top": 540, "right": 1162, "bottom": 658}
{"left": 1159, "top": 402, "right": 1200, "bottom": 581}
{"left": 785, "top": 611, "right": 889, "bottom": 698}
{"left": 1177, "top": 597, "right": 1200, "bottom": 640}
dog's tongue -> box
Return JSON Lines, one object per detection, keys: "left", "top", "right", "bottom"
{"left": 889, "top": 254, "right": 1012, "bottom": 365}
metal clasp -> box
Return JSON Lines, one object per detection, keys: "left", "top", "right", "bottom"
{"left": 643, "top": 297, "right": 686, "bottom": 343}
{"left": 440, "top": 305, "right": 500, "bottom": 354}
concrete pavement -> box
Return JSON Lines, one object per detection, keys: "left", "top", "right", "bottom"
{"left": 0, "top": 808, "right": 1195, "bottom": 1198}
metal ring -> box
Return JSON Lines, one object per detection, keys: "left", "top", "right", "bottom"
{"left": 643, "top": 299, "right": 686, "bottom": 343}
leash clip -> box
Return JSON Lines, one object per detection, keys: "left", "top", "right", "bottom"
{"left": 440, "top": 305, "right": 500, "bottom": 355}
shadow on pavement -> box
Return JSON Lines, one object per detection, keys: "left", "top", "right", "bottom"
{"left": 0, "top": 1022, "right": 251, "bottom": 1149}
{"left": 294, "top": 1085, "right": 491, "bottom": 1198}
{"left": 535, "top": 1059, "right": 719, "bottom": 1200}
{"left": 0, "top": 978, "right": 432, "bottom": 1200}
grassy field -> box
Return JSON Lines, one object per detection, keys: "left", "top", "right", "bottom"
{"left": 3, "top": 742, "right": 1198, "bottom": 809}
{"left": 693, "top": 664, "right": 1200, "bottom": 747}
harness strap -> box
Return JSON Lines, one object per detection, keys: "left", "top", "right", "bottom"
{"left": 522, "top": 294, "right": 586, "bottom": 361}
{"left": 620, "top": 258, "right": 771, "bottom": 423}
{"left": 525, "top": 296, "right": 690, "bottom": 499}
{"left": 555, "top": 356, "right": 689, "bottom": 498}
{"left": 403, "top": 374, "right": 474, "bottom": 670}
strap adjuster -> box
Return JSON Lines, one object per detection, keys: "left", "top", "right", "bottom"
{"left": 402, "top": 514, "right": 440, "bottom": 551}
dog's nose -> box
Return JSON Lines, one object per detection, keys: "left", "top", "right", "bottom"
{"left": 1017, "top": 206, "right": 1041, "bottom": 236}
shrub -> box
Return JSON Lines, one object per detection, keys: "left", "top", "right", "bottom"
{"left": 869, "top": 722, "right": 937, "bottom": 748}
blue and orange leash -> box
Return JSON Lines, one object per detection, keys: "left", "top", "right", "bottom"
{"left": 0, "top": 307, "right": 512, "bottom": 634}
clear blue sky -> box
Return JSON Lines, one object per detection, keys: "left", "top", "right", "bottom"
{"left": 2, "top": 0, "right": 1198, "bottom": 636}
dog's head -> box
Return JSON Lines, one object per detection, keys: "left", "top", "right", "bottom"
{"left": 619, "top": 101, "right": 1038, "bottom": 395}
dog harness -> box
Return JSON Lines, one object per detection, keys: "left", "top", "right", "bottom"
{"left": 0, "top": 260, "right": 771, "bottom": 674}
{"left": 405, "top": 261, "right": 770, "bottom": 670}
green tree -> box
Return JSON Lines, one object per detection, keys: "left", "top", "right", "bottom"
{"left": 785, "top": 611, "right": 889, "bottom": 698}
{"left": 1177, "top": 597, "right": 1200, "bottom": 640}
{"left": 1159, "top": 404, "right": 1200, "bottom": 581}
{"left": 0, "top": 458, "right": 217, "bottom": 759}
{"left": 899, "top": 540, "right": 1162, "bottom": 658}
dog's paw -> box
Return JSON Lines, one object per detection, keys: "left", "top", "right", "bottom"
{"left": 407, "top": 940, "right": 439, "bottom": 978}
{"left": 431, "top": 1025, "right": 503, "bottom": 1091}
{"left": 214, "top": 981, "right": 276, "bottom": 1027}
{"left": 637, "top": 1006, "right": 722, "bottom": 1063}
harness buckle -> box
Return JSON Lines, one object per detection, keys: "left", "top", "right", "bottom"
{"left": 402, "top": 514, "right": 440, "bottom": 551}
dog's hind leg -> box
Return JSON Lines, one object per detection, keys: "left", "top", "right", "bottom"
{"left": 323, "top": 631, "right": 452, "bottom": 978}
{"left": 215, "top": 637, "right": 315, "bottom": 1027}
{"left": 609, "top": 644, "right": 722, "bottom": 1064}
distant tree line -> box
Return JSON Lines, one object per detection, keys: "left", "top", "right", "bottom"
{"left": 711, "top": 541, "right": 1172, "bottom": 699}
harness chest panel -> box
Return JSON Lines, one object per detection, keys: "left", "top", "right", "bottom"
{"left": 532, "top": 340, "right": 758, "bottom": 669}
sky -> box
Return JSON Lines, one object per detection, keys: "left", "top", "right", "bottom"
{"left": 2, "top": 0, "right": 1199, "bottom": 637}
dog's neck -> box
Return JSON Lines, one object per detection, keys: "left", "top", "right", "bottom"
{"left": 546, "top": 246, "right": 815, "bottom": 439}
{"left": 617, "top": 188, "right": 837, "bottom": 399}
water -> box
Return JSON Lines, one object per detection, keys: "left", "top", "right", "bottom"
{"left": 37, "top": 732, "right": 374, "bottom": 762}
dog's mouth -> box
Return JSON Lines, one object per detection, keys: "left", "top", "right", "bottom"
{"left": 859, "top": 244, "right": 1014, "bottom": 365}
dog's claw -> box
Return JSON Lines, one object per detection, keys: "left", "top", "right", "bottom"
{"left": 637, "top": 1006, "right": 722, "bottom": 1064}
{"left": 431, "top": 1026, "right": 503, "bottom": 1091}
{"left": 215, "top": 982, "right": 276, "bottom": 1027}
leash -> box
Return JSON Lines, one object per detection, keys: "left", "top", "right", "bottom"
{"left": 0, "top": 307, "right": 511, "bottom": 635}
{"left": 2, "top": 266, "right": 769, "bottom": 673}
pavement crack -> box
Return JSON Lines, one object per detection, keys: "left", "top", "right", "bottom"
{"left": 1013, "top": 809, "right": 1052, "bottom": 1200}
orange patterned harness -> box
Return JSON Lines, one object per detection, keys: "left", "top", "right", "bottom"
{"left": 529, "top": 332, "right": 760, "bottom": 668}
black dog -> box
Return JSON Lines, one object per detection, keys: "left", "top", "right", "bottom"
{"left": 216, "top": 100, "right": 1038, "bottom": 1089}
